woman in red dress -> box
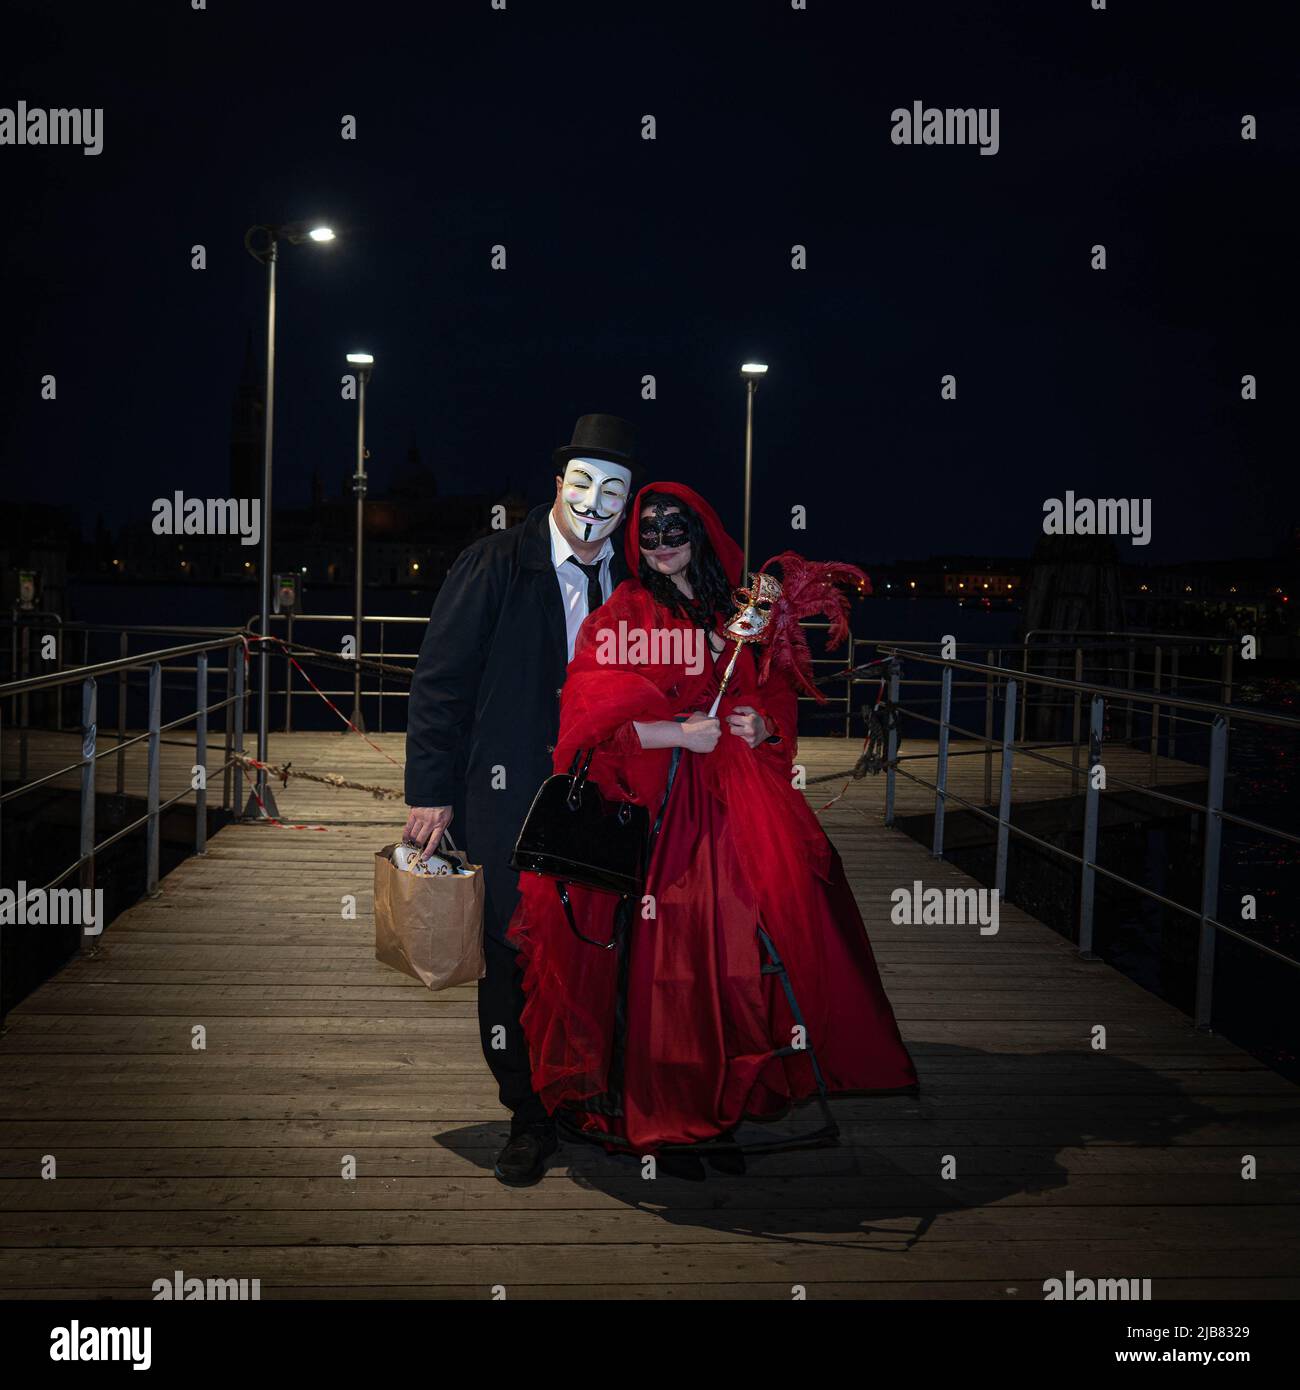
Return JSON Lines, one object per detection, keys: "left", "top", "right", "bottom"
{"left": 507, "top": 481, "right": 916, "bottom": 1176}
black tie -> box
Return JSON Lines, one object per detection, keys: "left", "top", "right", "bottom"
{"left": 566, "top": 557, "right": 605, "bottom": 617}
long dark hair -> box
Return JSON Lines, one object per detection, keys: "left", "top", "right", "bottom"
{"left": 636, "top": 490, "right": 733, "bottom": 628}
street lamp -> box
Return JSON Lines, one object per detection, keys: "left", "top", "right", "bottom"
{"left": 346, "top": 352, "right": 374, "bottom": 731}
{"left": 739, "top": 362, "right": 768, "bottom": 576}
{"left": 241, "top": 220, "right": 336, "bottom": 818}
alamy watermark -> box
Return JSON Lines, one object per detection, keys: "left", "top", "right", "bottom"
{"left": 152, "top": 492, "right": 261, "bottom": 546}
{"left": 0, "top": 102, "right": 103, "bottom": 156}
{"left": 595, "top": 621, "right": 705, "bottom": 676}
{"left": 0, "top": 884, "right": 103, "bottom": 934}
{"left": 891, "top": 101, "right": 1000, "bottom": 156}
{"left": 152, "top": 1267, "right": 261, "bottom": 1300}
{"left": 1043, "top": 492, "right": 1151, "bottom": 545}
{"left": 891, "top": 880, "right": 999, "bottom": 934}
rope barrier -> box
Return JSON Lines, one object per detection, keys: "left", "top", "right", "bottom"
{"left": 242, "top": 635, "right": 404, "bottom": 767}
{"left": 233, "top": 752, "right": 403, "bottom": 802}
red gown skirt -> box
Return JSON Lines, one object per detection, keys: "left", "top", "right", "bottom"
{"left": 507, "top": 694, "right": 917, "bottom": 1152}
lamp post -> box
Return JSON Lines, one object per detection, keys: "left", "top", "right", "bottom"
{"left": 346, "top": 352, "right": 374, "bottom": 730}
{"left": 241, "top": 221, "right": 335, "bottom": 818}
{"left": 739, "top": 362, "right": 768, "bottom": 577}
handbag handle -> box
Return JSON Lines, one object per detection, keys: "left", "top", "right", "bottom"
{"left": 565, "top": 748, "right": 595, "bottom": 810}
{"left": 555, "top": 729, "right": 685, "bottom": 951}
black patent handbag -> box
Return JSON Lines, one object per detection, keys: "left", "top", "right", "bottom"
{"left": 511, "top": 741, "right": 682, "bottom": 948}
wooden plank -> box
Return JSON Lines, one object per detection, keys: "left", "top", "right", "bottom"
{"left": 0, "top": 729, "right": 1291, "bottom": 1300}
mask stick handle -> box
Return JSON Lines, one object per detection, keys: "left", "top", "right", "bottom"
{"left": 707, "top": 640, "right": 744, "bottom": 718}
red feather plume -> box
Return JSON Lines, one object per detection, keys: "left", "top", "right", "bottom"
{"left": 755, "top": 552, "right": 871, "bottom": 702}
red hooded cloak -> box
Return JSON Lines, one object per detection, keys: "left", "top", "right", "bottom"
{"left": 506, "top": 482, "right": 915, "bottom": 1150}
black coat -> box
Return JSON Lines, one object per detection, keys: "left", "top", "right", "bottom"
{"left": 405, "top": 503, "right": 630, "bottom": 943}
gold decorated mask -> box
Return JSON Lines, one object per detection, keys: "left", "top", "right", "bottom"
{"left": 723, "top": 571, "right": 783, "bottom": 643}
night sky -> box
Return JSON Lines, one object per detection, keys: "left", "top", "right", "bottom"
{"left": 2, "top": 0, "right": 1294, "bottom": 567}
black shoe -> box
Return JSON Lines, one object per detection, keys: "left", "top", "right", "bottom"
{"left": 654, "top": 1150, "right": 706, "bottom": 1182}
{"left": 494, "top": 1123, "right": 558, "bottom": 1187}
{"left": 705, "top": 1140, "right": 747, "bottom": 1175}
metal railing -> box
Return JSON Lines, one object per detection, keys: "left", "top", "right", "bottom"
{"left": 0, "top": 636, "right": 247, "bottom": 985}
{"left": 874, "top": 643, "right": 1300, "bottom": 1030}
{"left": 246, "top": 613, "right": 424, "bottom": 733}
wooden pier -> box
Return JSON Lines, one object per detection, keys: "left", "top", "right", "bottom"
{"left": 0, "top": 731, "right": 1297, "bottom": 1299}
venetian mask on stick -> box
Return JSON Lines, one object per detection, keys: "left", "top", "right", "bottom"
{"left": 707, "top": 571, "right": 784, "bottom": 717}
{"left": 707, "top": 553, "right": 870, "bottom": 717}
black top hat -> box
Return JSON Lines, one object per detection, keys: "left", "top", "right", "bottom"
{"left": 553, "top": 414, "right": 637, "bottom": 471}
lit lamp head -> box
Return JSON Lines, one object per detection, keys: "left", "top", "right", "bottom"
{"left": 740, "top": 361, "right": 769, "bottom": 383}
{"left": 724, "top": 571, "right": 783, "bottom": 643}
{"left": 346, "top": 351, "right": 374, "bottom": 380}
{"left": 281, "top": 222, "right": 337, "bottom": 245}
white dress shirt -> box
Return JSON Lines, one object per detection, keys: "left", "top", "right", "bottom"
{"left": 548, "top": 508, "right": 614, "bottom": 663}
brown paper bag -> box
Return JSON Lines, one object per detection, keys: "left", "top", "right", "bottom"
{"left": 373, "top": 843, "right": 486, "bottom": 990}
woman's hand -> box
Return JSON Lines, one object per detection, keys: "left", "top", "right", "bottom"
{"left": 726, "top": 705, "right": 768, "bottom": 749}
{"left": 678, "top": 712, "right": 722, "bottom": 753}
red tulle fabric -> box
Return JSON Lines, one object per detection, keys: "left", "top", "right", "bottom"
{"left": 506, "top": 483, "right": 916, "bottom": 1150}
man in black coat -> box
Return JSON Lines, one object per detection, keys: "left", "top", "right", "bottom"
{"left": 403, "top": 414, "right": 637, "bottom": 1185}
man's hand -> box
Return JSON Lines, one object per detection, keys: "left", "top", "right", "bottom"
{"left": 403, "top": 805, "right": 453, "bottom": 858}
{"left": 726, "top": 705, "right": 768, "bottom": 749}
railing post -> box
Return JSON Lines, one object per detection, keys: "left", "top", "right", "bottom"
{"left": 234, "top": 641, "right": 246, "bottom": 758}
{"left": 1125, "top": 644, "right": 1136, "bottom": 742}
{"left": 932, "top": 665, "right": 952, "bottom": 857}
{"left": 18, "top": 624, "right": 29, "bottom": 782}
{"left": 1169, "top": 646, "right": 1180, "bottom": 760}
{"left": 884, "top": 662, "right": 900, "bottom": 827}
{"left": 79, "top": 676, "right": 97, "bottom": 953}
{"left": 195, "top": 652, "right": 208, "bottom": 856}
{"left": 377, "top": 618, "right": 384, "bottom": 735}
{"left": 1078, "top": 694, "right": 1104, "bottom": 960}
{"left": 1194, "top": 715, "right": 1228, "bottom": 1031}
{"left": 116, "top": 631, "right": 127, "bottom": 796}
{"left": 995, "top": 679, "right": 1017, "bottom": 897}
{"left": 1070, "top": 647, "right": 1083, "bottom": 796}
{"left": 1149, "top": 644, "right": 1162, "bottom": 785}
{"left": 0, "top": 698, "right": 4, "bottom": 1021}
{"left": 284, "top": 611, "right": 293, "bottom": 734}
{"left": 842, "top": 636, "right": 853, "bottom": 739}
{"left": 146, "top": 661, "right": 161, "bottom": 895}
{"left": 53, "top": 621, "right": 65, "bottom": 733}
{"left": 222, "top": 645, "right": 235, "bottom": 814}
{"left": 983, "top": 649, "right": 994, "bottom": 805}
